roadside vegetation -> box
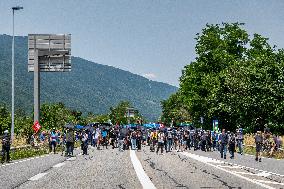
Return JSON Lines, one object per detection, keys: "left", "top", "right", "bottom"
{"left": 161, "top": 23, "right": 284, "bottom": 135}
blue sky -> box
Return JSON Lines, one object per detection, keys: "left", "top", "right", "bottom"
{"left": 1, "top": 0, "right": 284, "bottom": 86}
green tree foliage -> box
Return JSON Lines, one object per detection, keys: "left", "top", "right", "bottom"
{"left": 40, "top": 102, "right": 78, "bottom": 130}
{"left": 109, "top": 101, "right": 142, "bottom": 125}
{"left": 162, "top": 23, "right": 284, "bottom": 134}
{"left": 161, "top": 92, "right": 190, "bottom": 125}
{"left": 0, "top": 105, "right": 11, "bottom": 134}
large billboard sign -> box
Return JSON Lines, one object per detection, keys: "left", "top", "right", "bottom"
{"left": 28, "top": 34, "right": 71, "bottom": 72}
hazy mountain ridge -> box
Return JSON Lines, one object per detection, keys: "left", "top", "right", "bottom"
{"left": 0, "top": 34, "right": 177, "bottom": 121}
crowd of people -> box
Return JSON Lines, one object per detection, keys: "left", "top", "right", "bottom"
{"left": 49, "top": 125, "right": 282, "bottom": 162}
{"left": 1, "top": 125, "right": 283, "bottom": 164}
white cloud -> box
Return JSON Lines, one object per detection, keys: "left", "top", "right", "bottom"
{"left": 142, "top": 73, "right": 157, "bottom": 80}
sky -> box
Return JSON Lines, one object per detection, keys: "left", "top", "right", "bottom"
{"left": 1, "top": 0, "right": 284, "bottom": 86}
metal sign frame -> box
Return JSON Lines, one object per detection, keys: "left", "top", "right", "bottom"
{"left": 28, "top": 34, "right": 71, "bottom": 72}
{"left": 28, "top": 34, "right": 71, "bottom": 124}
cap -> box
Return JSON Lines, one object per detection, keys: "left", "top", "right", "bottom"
{"left": 4, "top": 130, "right": 9, "bottom": 134}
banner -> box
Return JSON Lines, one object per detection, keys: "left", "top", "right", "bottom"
{"left": 213, "top": 119, "right": 219, "bottom": 132}
{"left": 33, "top": 121, "right": 41, "bottom": 133}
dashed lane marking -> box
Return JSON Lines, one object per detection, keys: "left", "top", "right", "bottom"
{"left": 130, "top": 150, "right": 156, "bottom": 189}
{"left": 181, "top": 152, "right": 276, "bottom": 189}
{"left": 28, "top": 173, "right": 48, "bottom": 181}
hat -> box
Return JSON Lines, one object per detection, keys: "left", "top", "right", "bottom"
{"left": 4, "top": 130, "right": 9, "bottom": 134}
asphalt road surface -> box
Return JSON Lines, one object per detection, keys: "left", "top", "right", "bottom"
{"left": 0, "top": 146, "right": 283, "bottom": 189}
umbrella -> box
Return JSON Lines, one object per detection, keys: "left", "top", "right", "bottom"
{"left": 75, "top": 125, "right": 84, "bottom": 130}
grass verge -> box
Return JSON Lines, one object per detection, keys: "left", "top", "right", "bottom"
{"left": 243, "top": 146, "right": 284, "bottom": 159}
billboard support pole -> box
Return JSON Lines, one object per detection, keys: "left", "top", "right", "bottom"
{"left": 34, "top": 49, "right": 40, "bottom": 123}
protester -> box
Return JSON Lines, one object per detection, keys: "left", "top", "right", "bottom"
{"left": 228, "top": 132, "right": 236, "bottom": 159}
{"left": 50, "top": 128, "right": 58, "bottom": 154}
{"left": 236, "top": 128, "right": 244, "bottom": 155}
{"left": 166, "top": 128, "right": 173, "bottom": 152}
{"left": 156, "top": 130, "right": 165, "bottom": 155}
{"left": 66, "top": 128, "right": 75, "bottom": 157}
{"left": 1, "top": 130, "right": 11, "bottom": 163}
{"left": 212, "top": 131, "right": 218, "bottom": 151}
{"left": 101, "top": 128, "right": 108, "bottom": 149}
{"left": 206, "top": 130, "right": 212, "bottom": 152}
{"left": 131, "top": 130, "right": 137, "bottom": 150}
{"left": 255, "top": 130, "right": 263, "bottom": 162}
{"left": 81, "top": 130, "right": 88, "bottom": 155}
{"left": 219, "top": 129, "right": 229, "bottom": 159}
{"left": 136, "top": 130, "right": 142, "bottom": 151}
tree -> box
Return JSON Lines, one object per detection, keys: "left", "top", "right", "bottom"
{"left": 0, "top": 105, "right": 11, "bottom": 134}
{"left": 161, "top": 92, "right": 191, "bottom": 126}
{"left": 163, "top": 23, "right": 284, "bottom": 134}
{"left": 109, "top": 101, "right": 141, "bottom": 125}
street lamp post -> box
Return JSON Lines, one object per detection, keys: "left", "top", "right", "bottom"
{"left": 11, "top": 6, "right": 23, "bottom": 142}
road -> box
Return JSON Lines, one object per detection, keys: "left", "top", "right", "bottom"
{"left": 0, "top": 146, "right": 283, "bottom": 189}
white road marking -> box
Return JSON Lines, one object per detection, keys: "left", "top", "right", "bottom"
{"left": 217, "top": 165, "right": 242, "bottom": 169}
{"left": 257, "top": 172, "right": 271, "bottom": 177}
{"left": 66, "top": 157, "right": 76, "bottom": 161}
{"left": 130, "top": 150, "right": 156, "bottom": 189}
{"left": 53, "top": 162, "right": 65, "bottom": 168}
{"left": 28, "top": 173, "right": 48, "bottom": 181}
{"left": 233, "top": 171, "right": 256, "bottom": 176}
{"left": 255, "top": 180, "right": 284, "bottom": 186}
{"left": 181, "top": 152, "right": 275, "bottom": 189}
{"left": 0, "top": 154, "right": 52, "bottom": 169}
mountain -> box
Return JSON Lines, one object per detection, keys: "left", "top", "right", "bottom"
{"left": 0, "top": 34, "right": 177, "bottom": 121}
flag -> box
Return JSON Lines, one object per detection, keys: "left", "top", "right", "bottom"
{"left": 33, "top": 121, "right": 41, "bottom": 133}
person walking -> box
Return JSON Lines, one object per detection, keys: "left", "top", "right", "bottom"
{"left": 236, "top": 128, "right": 244, "bottom": 155}
{"left": 166, "top": 128, "right": 173, "bottom": 152}
{"left": 228, "top": 132, "right": 236, "bottom": 159}
{"left": 254, "top": 130, "right": 263, "bottom": 162}
{"left": 101, "top": 128, "right": 108, "bottom": 149}
{"left": 156, "top": 130, "right": 165, "bottom": 155}
{"left": 219, "top": 129, "right": 229, "bottom": 159}
{"left": 66, "top": 128, "right": 75, "bottom": 157}
{"left": 50, "top": 128, "right": 58, "bottom": 154}
{"left": 212, "top": 131, "right": 218, "bottom": 151}
{"left": 1, "top": 130, "right": 11, "bottom": 163}
{"left": 136, "top": 130, "right": 142, "bottom": 151}
{"left": 131, "top": 130, "right": 137, "bottom": 150}
{"left": 206, "top": 130, "right": 212, "bottom": 152}
{"left": 82, "top": 131, "right": 89, "bottom": 155}
{"left": 118, "top": 128, "right": 126, "bottom": 152}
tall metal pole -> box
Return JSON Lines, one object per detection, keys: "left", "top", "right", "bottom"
{"left": 11, "top": 6, "right": 23, "bottom": 142}
{"left": 34, "top": 49, "right": 40, "bottom": 124}
{"left": 11, "top": 9, "right": 15, "bottom": 141}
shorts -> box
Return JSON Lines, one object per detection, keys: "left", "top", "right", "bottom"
{"left": 256, "top": 144, "right": 262, "bottom": 152}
